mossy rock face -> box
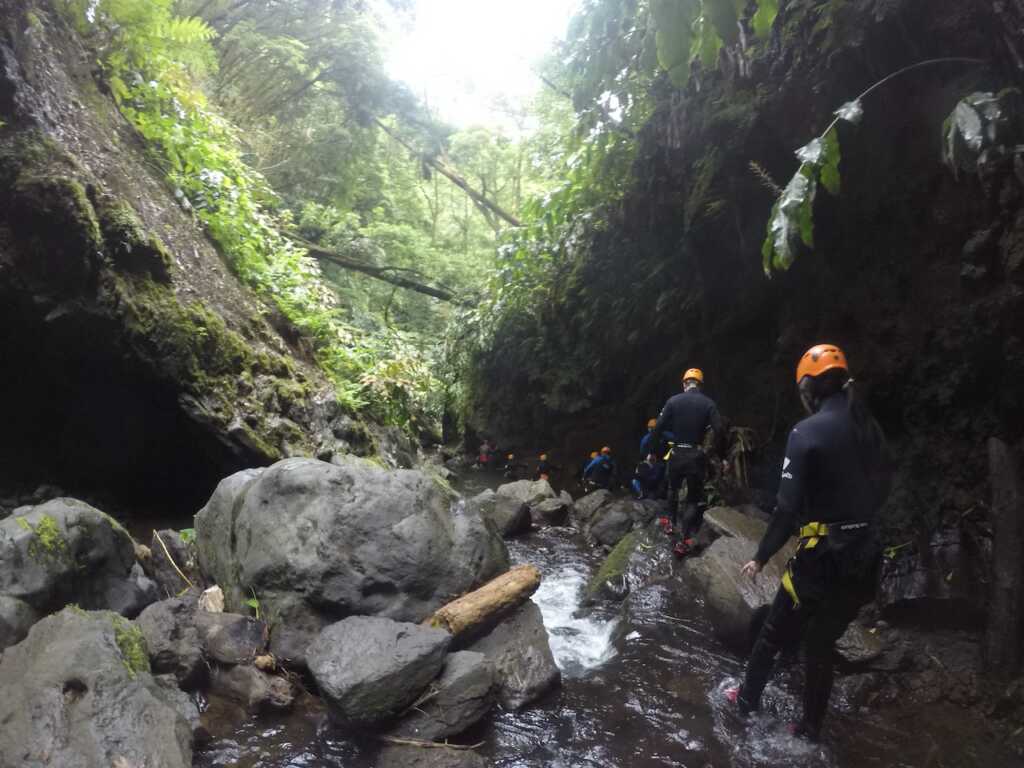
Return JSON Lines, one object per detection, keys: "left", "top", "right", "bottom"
{"left": 113, "top": 615, "right": 151, "bottom": 678}
{"left": 96, "top": 197, "right": 172, "bottom": 282}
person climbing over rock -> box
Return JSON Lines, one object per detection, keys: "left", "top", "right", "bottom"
{"left": 583, "top": 446, "right": 617, "bottom": 490}
{"left": 640, "top": 418, "right": 673, "bottom": 461}
{"left": 727, "top": 344, "right": 892, "bottom": 742}
{"left": 475, "top": 438, "right": 494, "bottom": 468}
{"left": 652, "top": 368, "right": 726, "bottom": 556}
{"left": 502, "top": 453, "right": 527, "bottom": 480}
{"left": 577, "top": 450, "right": 599, "bottom": 490}
{"left": 534, "top": 453, "right": 559, "bottom": 481}
{"left": 631, "top": 453, "right": 664, "bottom": 499}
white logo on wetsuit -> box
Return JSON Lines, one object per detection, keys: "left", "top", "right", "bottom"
{"left": 781, "top": 456, "right": 793, "bottom": 480}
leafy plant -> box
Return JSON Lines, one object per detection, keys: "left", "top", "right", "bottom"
{"left": 245, "top": 588, "right": 261, "bottom": 620}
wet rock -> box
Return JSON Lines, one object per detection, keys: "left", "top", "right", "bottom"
{"left": 195, "top": 458, "right": 507, "bottom": 663}
{"left": 150, "top": 529, "right": 200, "bottom": 598}
{"left": 702, "top": 506, "right": 768, "bottom": 542}
{"left": 0, "top": 498, "right": 142, "bottom": 621}
{"left": 680, "top": 531, "right": 795, "bottom": 652}
{"left": 466, "top": 599, "right": 560, "bottom": 709}
{"left": 879, "top": 524, "right": 988, "bottom": 628}
{"left": 836, "top": 623, "right": 884, "bottom": 665}
{"left": 95, "top": 562, "right": 160, "bottom": 619}
{"left": 0, "top": 595, "right": 38, "bottom": 650}
{"left": 307, "top": 616, "right": 451, "bottom": 726}
{"left": 136, "top": 596, "right": 206, "bottom": 690}
{"left": 588, "top": 531, "right": 643, "bottom": 601}
{"left": 586, "top": 499, "right": 641, "bottom": 547}
{"left": 194, "top": 612, "right": 268, "bottom": 665}
{"left": 495, "top": 479, "right": 555, "bottom": 507}
{"left": 532, "top": 495, "right": 572, "bottom": 527}
{"left": 389, "top": 651, "right": 495, "bottom": 741}
{"left": 483, "top": 495, "right": 532, "bottom": 538}
{"left": 571, "top": 489, "right": 612, "bottom": 526}
{"left": 153, "top": 674, "right": 205, "bottom": 742}
{"left": 375, "top": 746, "right": 487, "bottom": 768}
{"left": 210, "top": 664, "right": 295, "bottom": 712}
{"left": 0, "top": 608, "right": 192, "bottom": 767}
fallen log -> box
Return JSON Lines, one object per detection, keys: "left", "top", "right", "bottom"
{"left": 425, "top": 565, "right": 541, "bottom": 638}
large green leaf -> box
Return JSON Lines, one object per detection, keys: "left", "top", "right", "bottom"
{"left": 703, "top": 0, "right": 743, "bottom": 46}
{"left": 752, "top": 0, "right": 779, "bottom": 38}
{"left": 762, "top": 162, "right": 817, "bottom": 275}
{"left": 819, "top": 127, "right": 841, "bottom": 195}
{"left": 652, "top": 0, "right": 700, "bottom": 86}
{"left": 691, "top": 12, "right": 723, "bottom": 68}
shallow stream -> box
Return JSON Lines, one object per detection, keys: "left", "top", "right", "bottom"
{"left": 194, "top": 471, "right": 1019, "bottom": 768}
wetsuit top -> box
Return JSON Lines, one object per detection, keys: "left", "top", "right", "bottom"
{"left": 640, "top": 429, "right": 674, "bottom": 458}
{"left": 584, "top": 455, "right": 615, "bottom": 479}
{"left": 653, "top": 390, "right": 723, "bottom": 452}
{"left": 754, "top": 393, "right": 889, "bottom": 565}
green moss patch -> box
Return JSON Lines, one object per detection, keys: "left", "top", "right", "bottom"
{"left": 20, "top": 514, "right": 72, "bottom": 566}
{"left": 113, "top": 616, "right": 150, "bottom": 678}
{"left": 587, "top": 530, "right": 640, "bottom": 598}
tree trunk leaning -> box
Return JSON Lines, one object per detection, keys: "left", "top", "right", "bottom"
{"left": 985, "top": 437, "right": 1024, "bottom": 676}
{"left": 425, "top": 565, "right": 541, "bottom": 639}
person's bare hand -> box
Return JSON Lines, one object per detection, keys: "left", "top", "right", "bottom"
{"left": 741, "top": 560, "right": 762, "bottom": 580}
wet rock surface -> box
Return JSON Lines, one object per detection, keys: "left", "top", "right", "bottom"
{"left": 0, "top": 607, "right": 192, "bottom": 768}
{"left": 375, "top": 746, "right": 487, "bottom": 768}
{"left": 150, "top": 528, "right": 200, "bottom": 598}
{"left": 307, "top": 616, "right": 452, "bottom": 726}
{"left": 137, "top": 595, "right": 207, "bottom": 690}
{"left": 466, "top": 599, "right": 560, "bottom": 710}
{"left": 388, "top": 651, "right": 496, "bottom": 741}
{"left": 571, "top": 489, "right": 612, "bottom": 527}
{"left": 210, "top": 664, "right": 296, "bottom": 712}
{"left": 194, "top": 612, "right": 268, "bottom": 665}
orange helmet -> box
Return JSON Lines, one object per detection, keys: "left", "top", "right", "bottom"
{"left": 682, "top": 368, "right": 704, "bottom": 384}
{"left": 796, "top": 344, "right": 848, "bottom": 383}
{"left": 539, "top": 453, "right": 548, "bottom": 461}
{"left": 589, "top": 451, "right": 598, "bottom": 459}
{"left": 647, "top": 418, "right": 657, "bottom": 429}
{"left": 507, "top": 453, "right": 514, "bottom": 460}
{"left": 601, "top": 446, "right": 611, "bottom": 454}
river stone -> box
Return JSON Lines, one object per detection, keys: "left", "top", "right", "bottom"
{"left": 0, "top": 607, "right": 192, "bottom": 768}
{"left": 484, "top": 495, "right": 532, "bottom": 538}
{"left": 533, "top": 496, "right": 571, "bottom": 527}
{"left": 210, "top": 664, "right": 296, "bottom": 712}
{"left": 587, "top": 499, "right": 635, "bottom": 547}
{"left": 93, "top": 562, "right": 160, "bottom": 619}
{"left": 467, "top": 599, "right": 560, "bottom": 709}
{"left": 389, "top": 651, "right": 495, "bottom": 740}
{"left": 680, "top": 534, "right": 796, "bottom": 652}
{"left": 0, "top": 498, "right": 141, "bottom": 618}
{"left": 571, "top": 490, "right": 612, "bottom": 526}
{"left": 0, "top": 594, "right": 38, "bottom": 650}
{"left": 195, "top": 458, "right": 507, "bottom": 662}
{"left": 703, "top": 506, "right": 769, "bottom": 542}
{"left": 150, "top": 529, "right": 200, "bottom": 598}
{"left": 496, "top": 479, "right": 555, "bottom": 507}
{"left": 136, "top": 596, "right": 206, "bottom": 690}
{"left": 375, "top": 746, "right": 487, "bottom": 768}
{"left": 194, "top": 612, "right": 268, "bottom": 665}
{"left": 307, "top": 616, "right": 451, "bottom": 725}
{"left": 836, "top": 623, "right": 885, "bottom": 665}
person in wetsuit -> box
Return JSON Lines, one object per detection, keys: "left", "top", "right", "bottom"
{"left": 632, "top": 453, "right": 665, "bottom": 499}
{"left": 640, "top": 418, "right": 673, "bottom": 460}
{"left": 583, "top": 446, "right": 617, "bottom": 489}
{"left": 728, "top": 344, "right": 892, "bottom": 741}
{"left": 534, "top": 453, "right": 558, "bottom": 481}
{"left": 652, "top": 368, "right": 725, "bottom": 554}
{"left": 502, "top": 453, "right": 527, "bottom": 480}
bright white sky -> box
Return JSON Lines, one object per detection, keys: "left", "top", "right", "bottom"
{"left": 383, "top": 0, "right": 580, "bottom": 131}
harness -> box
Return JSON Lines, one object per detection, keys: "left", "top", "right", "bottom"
{"left": 663, "top": 442, "right": 697, "bottom": 461}
{"left": 780, "top": 520, "right": 871, "bottom": 607}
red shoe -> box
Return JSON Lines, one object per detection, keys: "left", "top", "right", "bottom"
{"left": 673, "top": 541, "right": 691, "bottom": 558}
{"left": 725, "top": 687, "right": 740, "bottom": 704}
{"left": 658, "top": 516, "right": 675, "bottom": 535}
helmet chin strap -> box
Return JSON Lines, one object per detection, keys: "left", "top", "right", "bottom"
{"left": 798, "top": 376, "right": 819, "bottom": 415}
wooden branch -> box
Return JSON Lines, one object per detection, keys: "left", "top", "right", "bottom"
{"left": 374, "top": 119, "right": 523, "bottom": 228}
{"left": 425, "top": 565, "right": 541, "bottom": 638}
{"left": 285, "top": 233, "right": 466, "bottom": 304}
{"left": 379, "top": 736, "right": 485, "bottom": 751}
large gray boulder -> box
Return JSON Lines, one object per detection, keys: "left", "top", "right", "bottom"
{"left": 586, "top": 499, "right": 639, "bottom": 547}
{"left": 194, "top": 612, "right": 268, "bottom": 665}
{"left": 495, "top": 479, "right": 555, "bottom": 507}
{"left": 532, "top": 492, "right": 573, "bottom": 527}
{"left": 195, "top": 458, "right": 508, "bottom": 664}
{"left": 0, "top": 499, "right": 154, "bottom": 647}
{"left": 389, "top": 651, "right": 496, "bottom": 741}
{"left": 571, "top": 489, "right": 612, "bottom": 526}
{"left": 483, "top": 495, "right": 532, "bottom": 538}
{"left": 680, "top": 509, "right": 796, "bottom": 651}
{"left": 307, "top": 616, "right": 451, "bottom": 726}
{"left": 136, "top": 596, "right": 206, "bottom": 690}
{"left": 467, "top": 600, "right": 560, "bottom": 709}
{"left": 0, "top": 608, "right": 192, "bottom": 767}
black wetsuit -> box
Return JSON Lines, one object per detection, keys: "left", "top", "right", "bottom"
{"left": 653, "top": 389, "right": 723, "bottom": 535}
{"left": 738, "top": 393, "right": 890, "bottom": 738}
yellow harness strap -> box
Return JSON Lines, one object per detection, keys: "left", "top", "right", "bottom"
{"left": 799, "top": 521, "right": 829, "bottom": 539}
{"left": 781, "top": 565, "right": 800, "bottom": 607}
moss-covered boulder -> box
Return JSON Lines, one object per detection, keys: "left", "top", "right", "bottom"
{"left": 0, "top": 607, "right": 193, "bottom": 768}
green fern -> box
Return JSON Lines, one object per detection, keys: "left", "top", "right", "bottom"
{"left": 161, "top": 16, "right": 217, "bottom": 45}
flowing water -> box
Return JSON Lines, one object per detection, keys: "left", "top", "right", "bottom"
{"left": 194, "top": 471, "right": 1021, "bottom": 768}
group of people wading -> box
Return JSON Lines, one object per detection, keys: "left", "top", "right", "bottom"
{"left": 653, "top": 344, "right": 891, "bottom": 742}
